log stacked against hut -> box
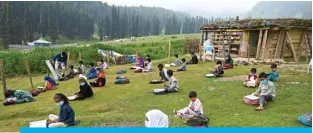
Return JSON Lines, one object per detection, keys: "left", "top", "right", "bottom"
{"left": 201, "top": 19, "right": 312, "bottom": 29}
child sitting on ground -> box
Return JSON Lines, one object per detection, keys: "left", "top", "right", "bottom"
{"left": 171, "top": 54, "right": 182, "bottom": 67}
{"left": 3, "top": 90, "right": 35, "bottom": 106}
{"left": 186, "top": 52, "right": 198, "bottom": 65}
{"left": 158, "top": 64, "right": 170, "bottom": 81}
{"left": 90, "top": 68, "right": 106, "bottom": 87}
{"left": 143, "top": 58, "right": 153, "bottom": 72}
{"left": 254, "top": 72, "right": 276, "bottom": 111}
{"left": 86, "top": 63, "right": 97, "bottom": 79}
{"left": 77, "top": 61, "right": 85, "bottom": 74}
{"left": 244, "top": 68, "right": 258, "bottom": 88}
{"left": 44, "top": 76, "right": 58, "bottom": 91}
{"left": 153, "top": 70, "right": 179, "bottom": 95}
{"left": 175, "top": 91, "right": 204, "bottom": 122}
{"left": 69, "top": 75, "right": 94, "bottom": 101}
{"left": 177, "top": 58, "right": 187, "bottom": 71}
{"left": 134, "top": 58, "right": 153, "bottom": 73}
{"left": 223, "top": 54, "right": 234, "bottom": 69}
{"left": 59, "top": 65, "right": 76, "bottom": 81}
{"left": 47, "top": 93, "right": 77, "bottom": 127}
{"left": 267, "top": 63, "right": 280, "bottom": 82}
{"left": 206, "top": 60, "right": 224, "bottom": 78}
{"left": 97, "top": 60, "right": 108, "bottom": 70}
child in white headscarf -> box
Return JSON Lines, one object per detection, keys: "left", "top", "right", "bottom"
{"left": 145, "top": 109, "right": 169, "bottom": 128}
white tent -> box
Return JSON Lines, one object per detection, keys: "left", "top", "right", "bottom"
{"left": 27, "top": 38, "right": 51, "bottom": 46}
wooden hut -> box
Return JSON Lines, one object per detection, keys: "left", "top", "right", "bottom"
{"left": 200, "top": 19, "right": 312, "bottom": 62}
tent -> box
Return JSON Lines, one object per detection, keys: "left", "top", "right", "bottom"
{"left": 27, "top": 38, "right": 51, "bottom": 46}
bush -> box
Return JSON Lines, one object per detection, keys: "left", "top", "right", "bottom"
{"left": 0, "top": 40, "right": 187, "bottom": 77}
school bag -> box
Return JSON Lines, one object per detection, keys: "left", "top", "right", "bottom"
{"left": 116, "top": 70, "right": 126, "bottom": 74}
{"left": 298, "top": 113, "right": 312, "bottom": 127}
{"left": 150, "top": 80, "right": 164, "bottom": 84}
{"left": 186, "top": 115, "right": 209, "bottom": 127}
{"left": 115, "top": 76, "right": 130, "bottom": 84}
{"left": 243, "top": 94, "right": 259, "bottom": 105}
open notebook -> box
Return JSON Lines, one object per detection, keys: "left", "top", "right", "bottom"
{"left": 29, "top": 120, "right": 47, "bottom": 128}
{"left": 244, "top": 94, "right": 259, "bottom": 100}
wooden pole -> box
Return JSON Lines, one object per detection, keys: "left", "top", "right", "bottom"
{"left": 274, "top": 30, "right": 282, "bottom": 59}
{"left": 247, "top": 32, "right": 251, "bottom": 63}
{"left": 67, "top": 52, "right": 70, "bottom": 71}
{"left": 135, "top": 48, "right": 138, "bottom": 64}
{"left": 286, "top": 31, "right": 298, "bottom": 62}
{"left": 305, "top": 31, "right": 312, "bottom": 59}
{"left": 79, "top": 52, "right": 82, "bottom": 61}
{"left": 0, "top": 60, "right": 7, "bottom": 97}
{"left": 168, "top": 40, "right": 171, "bottom": 64}
{"left": 304, "top": 32, "right": 310, "bottom": 62}
{"left": 261, "top": 30, "right": 268, "bottom": 60}
{"left": 298, "top": 31, "right": 306, "bottom": 61}
{"left": 223, "top": 40, "right": 226, "bottom": 61}
{"left": 280, "top": 31, "right": 287, "bottom": 59}
{"left": 256, "top": 29, "right": 263, "bottom": 59}
{"left": 200, "top": 31, "right": 203, "bottom": 61}
{"left": 24, "top": 60, "right": 34, "bottom": 88}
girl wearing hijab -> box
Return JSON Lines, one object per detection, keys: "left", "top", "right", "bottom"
{"left": 47, "top": 93, "right": 75, "bottom": 128}
{"left": 44, "top": 76, "right": 58, "bottom": 91}
{"left": 70, "top": 75, "right": 94, "bottom": 101}
{"left": 223, "top": 54, "right": 234, "bottom": 69}
{"left": 145, "top": 109, "right": 169, "bottom": 128}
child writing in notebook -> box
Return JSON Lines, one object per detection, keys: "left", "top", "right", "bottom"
{"left": 175, "top": 91, "right": 203, "bottom": 122}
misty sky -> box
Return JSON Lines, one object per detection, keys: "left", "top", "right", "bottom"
{"left": 103, "top": 0, "right": 261, "bottom": 18}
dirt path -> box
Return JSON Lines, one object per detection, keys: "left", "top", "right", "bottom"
{"left": 217, "top": 75, "right": 247, "bottom": 82}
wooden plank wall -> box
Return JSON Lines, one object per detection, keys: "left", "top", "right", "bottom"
{"left": 263, "top": 31, "right": 279, "bottom": 59}
{"left": 239, "top": 31, "right": 250, "bottom": 57}
{"left": 283, "top": 29, "right": 303, "bottom": 57}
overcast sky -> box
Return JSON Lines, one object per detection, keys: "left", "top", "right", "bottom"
{"left": 102, "top": 0, "right": 261, "bottom": 18}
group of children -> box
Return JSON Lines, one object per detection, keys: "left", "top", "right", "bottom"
{"left": 4, "top": 50, "right": 305, "bottom": 128}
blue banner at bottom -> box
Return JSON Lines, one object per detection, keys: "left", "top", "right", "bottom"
{"left": 21, "top": 128, "right": 312, "bottom": 133}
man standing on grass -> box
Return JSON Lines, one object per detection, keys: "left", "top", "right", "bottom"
{"left": 53, "top": 51, "right": 67, "bottom": 78}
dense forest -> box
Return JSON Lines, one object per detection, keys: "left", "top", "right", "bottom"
{"left": 0, "top": 1, "right": 227, "bottom": 49}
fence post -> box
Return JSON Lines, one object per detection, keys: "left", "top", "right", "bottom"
{"left": 67, "top": 52, "right": 70, "bottom": 71}
{"left": 0, "top": 60, "right": 7, "bottom": 98}
{"left": 168, "top": 40, "right": 171, "bottom": 64}
{"left": 24, "top": 60, "right": 34, "bottom": 88}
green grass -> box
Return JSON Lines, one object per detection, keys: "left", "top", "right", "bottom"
{"left": 0, "top": 55, "right": 311, "bottom": 131}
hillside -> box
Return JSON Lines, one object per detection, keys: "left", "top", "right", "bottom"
{"left": 247, "top": 1, "right": 312, "bottom": 19}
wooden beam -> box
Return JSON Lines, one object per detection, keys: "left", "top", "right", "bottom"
{"left": 261, "top": 30, "right": 268, "bottom": 59}
{"left": 67, "top": 52, "right": 70, "bottom": 71}
{"left": 304, "top": 32, "right": 310, "bottom": 62}
{"left": 135, "top": 48, "right": 138, "bottom": 63}
{"left": 286, "top": 31, "right": 298, "bottom": 62}
{"left": 274, "top": 30, "right": 282, "bottom": 59}
{"left": 305, "top": 31, "right": 312, "bottom": 58}
{"left": 0, "top": 60, "right": 7, "bottom": 98}
{"left": 24, "top": 60, "right": 34, "bottom": 89}
{"left": 247, "top": 32, "right": 251, "bottom": 62}
{"left": 280, "top": 31, "right": 287, "bottom": 59}
{"left": 79, "top": 52, "right": 82, "bottom": 61}
{"left": 256, "top": 29, "right": 263, "bottom": 59}
{"left": 298, "top": 31, "right": 306, "bottom": 61}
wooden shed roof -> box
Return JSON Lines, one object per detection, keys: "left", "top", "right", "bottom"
{"left": 201, "top": 18, "right": 312, "bottom": 30}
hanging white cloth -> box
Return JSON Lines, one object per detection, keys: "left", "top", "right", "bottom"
{"left": 145, "top": 109, "right": 169, "bottom": 128}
